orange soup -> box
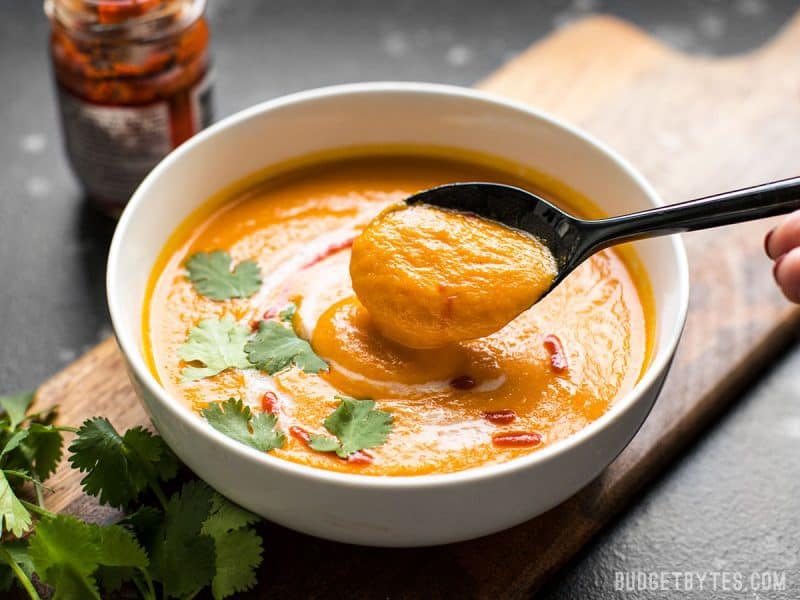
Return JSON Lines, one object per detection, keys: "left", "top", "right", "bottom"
{"left": 145, "top": 150, "right": 654, "bottom": 475}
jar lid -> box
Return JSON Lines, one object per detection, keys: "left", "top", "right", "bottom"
{"left": 44, "top": 0, "right": 206, "bottom": 42}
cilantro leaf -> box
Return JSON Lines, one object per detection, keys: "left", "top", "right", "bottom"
{"left": 0, "top": 391, "right": 34, "bottom": 429}
{"left": 279, "top": 302, "right": 297, "bottom": 322}
{"left": 148, "top": 481, "right": 216, "bottom": 598}
{"left": 308, "top": 396, "right": 393, "bottom": 458}
{"left": 179, "top": 316, "right": 253, "bottom": 381}
{"left": 94, "top": 524, "right": 150, "bottom": 594}
{"left": 245, "top": 320, "right": 327, "bottom": 375}
{"left": 200, "top": 492, "right": 262, "bottom": 599}
{"left": 201, "top": 398, "right": 286, "bottom": 452}
{"left": 211, "top": 527, "right": 262, "bottom": 599}
{"left": 1, "top": 430, "right": 28, "bottom": 458}
{"left": 186, "top": 250, "right": 262, "bottom": 301}
{"left": 95, "top": 524, "right": 149, "bottom": 570}
{"left": 307, "top": 435, "right": 340, "bottom": 453}
{"left": 0, "top": 539, "right": 34, "bottom": 592}
{"left": 69, "top": 418, "right": 178, "bottom": 508}
{"left": 200, "top": 491, "right": 259, "bottom": 539}
{"left": 0, "top": 423, "right": 64, "bottom": 484}
{"left": 29, "top": 516, "right": 149, "bottom": 600}
{"left": 119, "top": 505, "right": 163, "bottom": 550}
{"left": 28, "top": 515, "right": 102, "bottom": 600}
{"left": 24, "top": 423, "right": 64, "bottom": 480}
{"left": 0, "top": 471, "right": 31, "bottom": 537}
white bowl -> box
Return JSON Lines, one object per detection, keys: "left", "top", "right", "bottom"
{"left": 107, "top": 82, "right": 689, "bottom": 547}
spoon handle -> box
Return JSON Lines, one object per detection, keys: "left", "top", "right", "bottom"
{"left": 585, "top": 176, "right": 800, "bottom": 251}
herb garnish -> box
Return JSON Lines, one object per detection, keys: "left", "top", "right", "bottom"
{"left": 278, "top": 302, "right": 297, "bottom": 323}
{"left": 185, "top": 251, "right": 262, "bottom": 301}
{"left": 178, "top": 316, "right": 252, "bottom": 382}
{"left": 201, "top": 398, "right": 286, "bottom": 452}
{"left": 68, "top": 418, "right": 178, "bottom": 508}
{"left": 309, "top": 396, "right": 393, "bottom": 458}
{"left": 245, "top": 320, "right": 328, "bottom": 375}
{"left": 0, "top": 391, "right": 264, "bottom": 599}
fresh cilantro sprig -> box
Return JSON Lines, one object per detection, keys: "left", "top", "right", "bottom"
{"left": 245, "top": 320, "right": 328, "bottom": 375}
{"left": 68, "top": 418, "right": 178, "bottom": 508}
{"left": 0, "top": 391, "right": 264, "bottom": 600}
{"left": 201, "top": 398, "right": 286, "bottom": 452}
{"left": 185, "top": 250, "right": 262, "bottom": 301}
{"left": 0, "top": 390, "right": 67, "bottom": 543}
{"left": 28, "top": 515, "right": 151, "bottom": 600}
{"left": 179, "top": 315, "right": 327, "bottom": 383}
{"left": 179, "top": 316, "right": 253, "bottom": 382}
{"left": 309, "top": 396, "right": 393, "bottom": 458}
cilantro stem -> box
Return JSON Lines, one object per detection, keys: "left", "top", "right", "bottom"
{"left": 2, "top": 469, "right": 37, "bottom": 482}
{"left": 32, "top": 473, "right": 46, "bottom": 508}
{"left": 52, "top": 425, "right": 79, "bottom": 433}
{"left": 133, "top": 570, "right": 157, "bottom": 600}
{"left": 2, "top": 470, "right": 53, "bottom": 496}
{"left": 148, "top": 478, "right": 169, "bottom": 511}
{"left": 19, "top": 499, "right": 56, "bottom": 520}
{"left": 0, "top": 545, "right": 41, "bottom": 600}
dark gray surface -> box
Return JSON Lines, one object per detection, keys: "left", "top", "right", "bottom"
{"left": 2, "top": 1, "right": 799, "bottom": 597}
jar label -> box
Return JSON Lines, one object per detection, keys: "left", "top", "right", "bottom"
{"left": 56, "top": 74, "right": 214, "bottom": 215}
{"left": 57, "top": 88, "right": 172, "bottom": 212}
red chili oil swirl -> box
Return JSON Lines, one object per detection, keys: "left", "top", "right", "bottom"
{"left": 492, "top": 431, "right": 542, "bottom": 448}
{"left": 481, "top": 409, "right": 517, "bottom": 425}
{"left": 543, "top": 334, "right": 569, "bottom": 373}
{"left": 302, "top": 237, "right": 355, "bottom": 269}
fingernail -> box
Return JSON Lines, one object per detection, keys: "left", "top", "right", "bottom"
{"left": 764, "top": 228, "right": 775, "bottom": 257}
{"left": 773, "top": 253, "right": 787, "bottom": 281}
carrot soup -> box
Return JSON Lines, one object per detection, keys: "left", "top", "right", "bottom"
{"left": 144, "top": 149, "right": 654, "bottom": 475}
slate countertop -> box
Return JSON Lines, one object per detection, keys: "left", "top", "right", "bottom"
{"left": 2, "top": 1, "right": 799, "bottom": 598}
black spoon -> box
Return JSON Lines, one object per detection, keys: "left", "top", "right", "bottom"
{"left": 406, "top": 176, "right": 800, "bottom": 299}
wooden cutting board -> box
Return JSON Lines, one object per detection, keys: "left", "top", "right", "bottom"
{"left": 33, "top": 14, "right": 800, "bottom": 598}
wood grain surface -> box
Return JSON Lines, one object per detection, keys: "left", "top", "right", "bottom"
{"left": 33, "top": 14, "right": 800, "bottom": 598}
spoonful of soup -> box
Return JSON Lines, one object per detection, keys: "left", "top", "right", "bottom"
{"left": 351, "top": 176, "right": 800, "bottom": 348}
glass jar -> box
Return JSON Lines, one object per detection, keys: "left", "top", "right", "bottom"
{"left": 45, "top": 0, "right": 214, "bottom": 216}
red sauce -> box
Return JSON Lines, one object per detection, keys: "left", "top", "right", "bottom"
{"left": 303, "top": 237, "right": 355, "bottom": 270}
{"left": 261, "top": 307, "right": 279, "bottom": 320}
{"left": 482, "top": 409, "right": 517, "bottom": 425}
{"left": 543, "top": 334, "right": 569, "bottom": 373}
{"left": 261, "top": 392, "right": 279, "bottom": 414}
{"left": 346, "top": 450, "right": 373, "bottom": 465}
{"left": 492, "top": 431, "right": 542, "bottom": 448}
{"left": 289, "top": 426, "right": 312, "bottom": 445}
{"left": 450, "top": 375, "right": 477, "bottom": 390}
